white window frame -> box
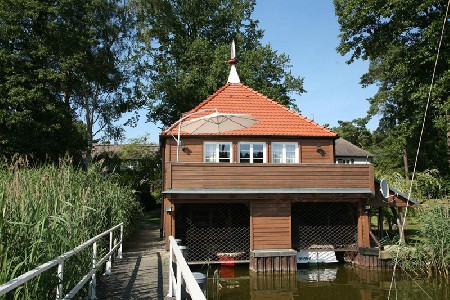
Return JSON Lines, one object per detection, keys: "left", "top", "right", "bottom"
{"left": 271, "top": 142, "right": 299, "bottom": 163}
{"left": 238, "top": 142, "right": 267, "bottom": 163}
{"left": 203, "top": 142, "right": 233, "bottom": 163}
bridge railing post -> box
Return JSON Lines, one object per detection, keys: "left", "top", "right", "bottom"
{"left": 176, "top": 254, "right": 182, "bottom": 300}
{"left": 167, "top": 240, "right": 174, "bottom": 297}
{"left": 89, "top": 242, "right": 98, "bottom": 299}
{"left": 56, "top": 260, "right": 64, "bottom": 300}
{"left": 118, "top": 224, "right": 123, "bottom": 259}
{"left": 104, "top": 231, "right": 113, "bottom": 275}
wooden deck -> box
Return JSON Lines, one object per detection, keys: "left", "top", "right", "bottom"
{"left": 96, "top": 212, "right": 170, "bottom": 299}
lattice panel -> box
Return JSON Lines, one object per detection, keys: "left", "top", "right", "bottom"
{"left": 176, "top": 203, "right": 250, "bottom": 262}
{"left": 292, "top": 202, "right": 358, "bottom": 251}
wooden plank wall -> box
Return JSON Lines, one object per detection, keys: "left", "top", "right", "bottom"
{"left": 300, "top": 139, "right": 333, "bottom": 163}
{"left": 168, "top": 139, "right": 204, "bottom": 162}
{"left": 164, "top": 138, "right": 335, "bottom": 163}
{"left": 251, "top": 200, "right": 291, "bottom": 249}
{"left": 250, "top": 255, "right": 297, "bottom": 273}
{"left": 169, "top": 163, "right": 374, "bottom": 191}
{"left": 354, "top": 253, "right": 392, "bottom": 269}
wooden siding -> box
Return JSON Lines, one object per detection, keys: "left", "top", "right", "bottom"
{"left": 165, "top": 163, "right": 375, "bottom": 192}
{"left": 251, "top": 200, "right": 291, "bottom": 249}
{"left": 168, "top": 139, "right": 204, "bottom": 162}
{"left": 299, "top": 139, "right": 333, "bottom": 163}
{"left": 165, "top": 137, "right": 335, "bottom": 163}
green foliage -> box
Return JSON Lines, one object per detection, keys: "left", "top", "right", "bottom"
{"left": 94, "top": 137, "right": 162, "bottom": 208}
{"left": 378, "top": 169, "right": 447, "bottom": 201}
{"left": 132, "top": 0, "right": 305, "bottom": 127}
{"left": 395, "top": 203, "right": 450, "bottom": 278}
{"left": 0, "top": 0, "right": 145, "bottom": 162}
{"left": 0, "top": 159, "right": 142, "bottom": 299}
{"left": 332, "top": 117, "right": 373, "bottom": 149}
{"left": 0, "top": 0, "right": 89, "bottom": 160}
{"left": 334, "top": 0, "right": 450, "bottom": 176}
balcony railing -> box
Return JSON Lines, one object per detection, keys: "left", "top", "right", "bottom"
{"left": 164, "top": 162, "right": 374, "bottom": 192}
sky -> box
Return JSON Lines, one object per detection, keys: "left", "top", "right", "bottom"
{"left": 121, "top": 0, "right": 379, "bottom": 144}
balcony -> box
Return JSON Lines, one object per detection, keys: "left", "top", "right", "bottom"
{"left": 164, "top": 162, "right": 374, "bottom": 194}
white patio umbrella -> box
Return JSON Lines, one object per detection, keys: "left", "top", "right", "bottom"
{"left": 180, "top": 112, "right": 258, "bottom": 134}
{"left": 165, "top": 109, "right": 259, "bottom": 161}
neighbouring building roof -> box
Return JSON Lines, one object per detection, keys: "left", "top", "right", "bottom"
{"left": 335, "top": 138, "right": 373, "bottom": 157}
{"left": 372, "top": 179, "right": 419, "bottom": 207}
{"left": 92, "top": 143, "right": 159, "bottom": 159}
{"left": 164, "top": 83, "right": 337, "bottom": 137}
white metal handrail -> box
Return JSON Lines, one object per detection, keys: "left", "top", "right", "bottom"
{"left": 167, "top": 236, "right": 206, "bottom": 300}
{"left": 0, "top": 223, "right": 124, "bottom": 299}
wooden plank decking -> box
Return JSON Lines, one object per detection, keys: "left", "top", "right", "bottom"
{"left": 96, "top": 212, "right": 170, "bottom": 299}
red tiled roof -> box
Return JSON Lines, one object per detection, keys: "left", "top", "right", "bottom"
{"left": 164, "top": 83, "right": 337, "bottom": 137}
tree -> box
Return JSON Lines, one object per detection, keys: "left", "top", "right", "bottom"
{"left": 132, "top": 0, "right": 305, "bottom": 127}
{"left": 0, "top": 0, "right": 145, "bottom": 162}
{"left": 67, "top": 1, "right": 146, "bottom": 165}
{"left": 0, "top": 0, "right": 86, "bottom": 160}
{"left": 334, "top": 0, "right": 450, "bottom": 175}
{"left": 332, "top": 118, "right": 373, "bottom": 149}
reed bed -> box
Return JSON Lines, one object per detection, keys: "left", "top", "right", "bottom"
{"left": 0, "top": 159, "right": 143, "bottom": 299}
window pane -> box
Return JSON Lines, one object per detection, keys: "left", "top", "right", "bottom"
{"left": 286, "top": 155, "right": 295, "bottom": 163}
{"left": 272, "top": 152, "right": 282, "bottom": 163}
{"left": 272, "top": 144, "right": 283, "bottom": 152}
{"left": 219, "top": 143, "right": 230, "bottom": 162}
{"left": 272, "top": 144, "right": 283, "bottom": 163}
{"left": 240, "top": 144, "right": 250, "bottom": 151}
{"left": 286, "top": 144, "right": 296, "bottom": 153}
{"left": 205, "top": 144, "right": 216, "bottom": 162}
{"left": 253, "top": 158, "right": 263, "bottom": 163}
{"left": 286, "top": 144, "right": 296, "bottom": 163}
{"left": 253, "top": 144, "right": 264, "bottom": 159}
{"left": 240, "top": 143, "right": 250, "bottom": 161}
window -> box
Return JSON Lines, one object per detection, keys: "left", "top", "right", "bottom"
{"left": 239, "top": 142, "right": 266, "bottom": 163}
{"left": 337, "top": 158, "right": 355, "bottom": 164}
{"left": 204, "top": 142, "right": 232, "bottom": 163}
{"left": 271, "top": 142, "right": 298, "bottom": 163}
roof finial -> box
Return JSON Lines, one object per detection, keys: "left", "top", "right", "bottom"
{"left": 227, "top": 40, "right": 240, "bottom": 83}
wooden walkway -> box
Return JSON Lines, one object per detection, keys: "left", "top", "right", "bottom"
{"left": 96, "top": 211, "right": 169, "bottom": 299}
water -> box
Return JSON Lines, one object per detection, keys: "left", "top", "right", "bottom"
{"left": 195, "top": 264, "right": 449, "bottom": 300}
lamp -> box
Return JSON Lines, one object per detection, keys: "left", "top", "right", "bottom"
{"left": 180, "top": 141, "right": 187, "bottom": 152}
{"left": 316, "top": 144, "right": 322, "bottom": 152}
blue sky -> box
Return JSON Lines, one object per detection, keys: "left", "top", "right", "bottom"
{"left": 121, "top": 1, "right": 379, "bottom": 143}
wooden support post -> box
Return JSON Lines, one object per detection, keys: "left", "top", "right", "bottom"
{"left": 358, "top": 203, "right": 370, "bottom": 248}
{"left": 398, "top": 207, "right": 405, "bottom": 243}
{"left": 390, "top": 207, "right": 405, "bottom": 243}
{"left": 378, "top": 207, "right": 384, "bottom": 239}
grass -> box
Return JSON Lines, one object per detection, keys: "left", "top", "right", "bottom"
{"left": 0, "top": 159, "right": 143, "bottom": 299}
{"left": 147, "top": 209, "right": 161, "bottom": 225}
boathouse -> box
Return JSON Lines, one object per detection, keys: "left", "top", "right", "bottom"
{"left": 160, "top": 44, "right": 376, "bottom": 272}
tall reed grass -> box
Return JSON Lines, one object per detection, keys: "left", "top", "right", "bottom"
{"left": 0, "top": 158, "right": 143, "bottom": 299}
{"left": 394, "top": 202, "right": 450, "bottom": 279}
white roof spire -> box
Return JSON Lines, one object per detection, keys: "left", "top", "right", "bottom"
{"left": 227, "top": 40, "right": 240, "bottom": 83}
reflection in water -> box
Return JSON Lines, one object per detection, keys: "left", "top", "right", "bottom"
{"left": 197, "top": 264, "right": 450, "bottom": 300}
